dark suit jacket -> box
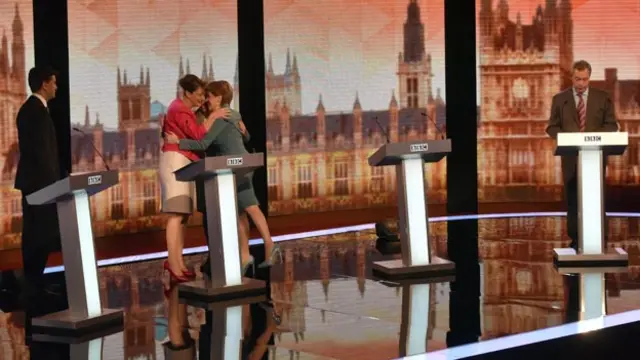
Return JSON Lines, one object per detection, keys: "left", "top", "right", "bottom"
{"left": 545, "top": 87, "right": 618, "bottom": 183}
{"left": 14, "top": 95, "right": 62, "bottom": 195}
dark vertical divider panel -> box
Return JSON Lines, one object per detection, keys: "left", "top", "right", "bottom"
{"left": 237, "top": 0, "right": 267, "bottom": 216}
{"left": 444, "top": 0, "right": 481, "bottom": 347}
{"left": 33, "top": 0, "right": 70, "bottom": 176}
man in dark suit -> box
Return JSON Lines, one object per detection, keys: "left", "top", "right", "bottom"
{"left": 546, "top": 60, "right": 618, "bottom": 249}
{"left": 14, "top": 66, "right": 62, "bottom": 296}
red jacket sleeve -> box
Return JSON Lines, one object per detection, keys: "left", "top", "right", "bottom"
{"left": 176, "top": 109, "right": 207, "bottom": 140}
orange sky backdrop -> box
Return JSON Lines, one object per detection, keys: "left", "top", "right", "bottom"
{"left": 264, "top": 0, "right": 445, "bottom": 114}
{"left": 68, "top": 0, "right": 444, "bottom": 128}
{"left": 68, "top": 0, "right": 238, "bottom": 129}
{"left": 65, "top": 0, "right": 640, "bottom": 128}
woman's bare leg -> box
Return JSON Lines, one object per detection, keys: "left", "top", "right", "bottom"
{"left": 179, "top": 215, "right": 190, "bottom": 272}
{"left": 244, "top": 205, "right": 274, "bottom": 256}
{"left": 166, "top": 215, "right": 184, "bottom": 274}
{"left": 166, "top": 214, "right": 189, "bottom": 275}
{"left": 238, "top": 212, "right": 252, "bottom": 264}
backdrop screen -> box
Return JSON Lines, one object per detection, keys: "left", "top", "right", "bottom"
{"left": 476, "top": 0, "right": 640, "bottom": 205}
{"left": 263, "top": 0, "right": 447, "bottom": 216}
{"left": 68, "top": 0, "right": 237, "bottom": 237}
{"left": 0, "top": 1, "right": 34, "bottom": 251}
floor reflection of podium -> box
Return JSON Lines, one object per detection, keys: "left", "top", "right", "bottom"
{"left": 399, "top": 283, "right": 431, "bottom": 357}
{"left": 190, "top": 295, "right": 266, "bottom": 359}
{"left": 386, "top": 276, "right": 453, "bottom": 357}
{"left": 565, "top": 272, "right": 608, "bottom": 324}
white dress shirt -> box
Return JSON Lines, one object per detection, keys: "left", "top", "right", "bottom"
{"left": 33, "top": 93, "right": 48, "bottom": 109}
{"left": 572, "top": 87, "right": 588, "bottom": 109}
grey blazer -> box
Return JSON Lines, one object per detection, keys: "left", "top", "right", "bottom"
{"left": 178, "top": 107, "right": 250, "bottom": 157}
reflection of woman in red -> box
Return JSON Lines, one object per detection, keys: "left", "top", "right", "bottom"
{"left": 162, "top": 282, "right": 195, "bottom": 357}
{"left": 159, "top": 74, "right": 229, "bottom": 282}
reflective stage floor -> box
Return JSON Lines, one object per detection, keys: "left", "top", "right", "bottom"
{"left": 1, "top": 215, "right": 640, "bottom": 359}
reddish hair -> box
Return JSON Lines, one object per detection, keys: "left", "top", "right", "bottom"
{"left": 205, "top": 80, "right": 233, "bottom": 107}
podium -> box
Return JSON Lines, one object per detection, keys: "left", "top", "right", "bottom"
{"left": 553, "top": 132, "right": 628, "bottom": 267}
{"left": 26, "top": 170, "right": 123, "bottom": 332}
{"left": 368, "top": 140, "right": 455, "bottom": 279}
{"left": 175, "top": 153, "right": 267, "bottom": 301}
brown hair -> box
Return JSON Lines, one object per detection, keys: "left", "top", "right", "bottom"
{"left": 205, "top": 80, "right": 234, "bottom": 107}
{"left": 572, "top": 60, "right": 592, "bottom": 74}
{"left": 178, "top": 74, "right": 204, "bottom": 94}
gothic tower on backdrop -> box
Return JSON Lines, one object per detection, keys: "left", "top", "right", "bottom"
{"left": 236, "top": 50, "right": 302, "bottom": 115}
{"left": 117, "top": 66, "right": 151, "bottom": 130}
{"left": 397, "top": 0, "right": 433, "bottom": 109}
{"left": 0, "top": 4, "right": 27, "bottom": 179}
{"left": 175, "top": 56, "right": 191, "bottom": 98}
{"left": 558, "top": 0, "right": 574, "bottom": 89}
{"left": 175, "top": 55, "right": 215, "bottom": 100}
{"left": 200, "top": 53, "right": 215, "bottom": 84}
{"left": 11, "top": 3, "right": 25, "bottom": 92}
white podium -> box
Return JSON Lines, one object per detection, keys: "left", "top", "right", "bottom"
{"left": 553, "top": 132, "right": 628, "bottom": 267}
{"left": 27, "top": 170, "right": 124, "bottom": 333}
{"left": 368, "top": 140, "right": 455, "bottom": 279}
{"left": 174, "top": 153, "right": 267, "bottom": 302}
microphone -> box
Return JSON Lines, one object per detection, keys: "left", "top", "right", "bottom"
{"left": 73, "top": 127, "right": 111, "bottom": 171}
{"left": 421, "top": 112, "right": 445, "bottom": 139}
{"left": 223, "top": 119, "right": 255, "bottom": 153}
{"left": 373, "top": 116, "right": 390, "bottom": 143}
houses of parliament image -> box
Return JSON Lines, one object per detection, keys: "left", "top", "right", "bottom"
{"left": 255, "top": 0, "right": 447, "bottom": 216}
{"left": 0, "top": 0, "right": 447, "bottom": 249}
{"left": 0, "top": 4, "right": 27, "bottom": 250}
{"left": 477, "top": 0, "right": 640, "bottom": 203}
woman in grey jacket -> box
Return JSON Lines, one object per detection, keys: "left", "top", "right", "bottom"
{"left": 166, "top": 80, "right": 279, "bottom": 274}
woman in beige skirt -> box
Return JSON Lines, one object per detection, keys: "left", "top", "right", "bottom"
{"left": 159, "top": 74, "right": 229, "bottom": 282}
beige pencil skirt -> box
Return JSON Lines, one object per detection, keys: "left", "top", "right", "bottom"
{"left": 159, "top": 151, "right": 195, "bottom": 214}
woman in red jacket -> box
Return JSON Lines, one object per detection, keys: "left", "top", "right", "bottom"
{"left": 160, "top": 74, "right": 229, "bottom": 282}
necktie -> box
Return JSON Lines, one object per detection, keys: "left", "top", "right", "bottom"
{"left": 577, "top": 92, "right": 586, "bottom": 131}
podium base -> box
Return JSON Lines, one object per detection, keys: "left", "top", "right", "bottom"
{"left": 32, "top": 308, "right": 123, "bottom": 334}
{"left": 31, "top": 323, "right": 123, "bottom": 343}
{"left": 178, "top": 277, "right": 266, "bottom": 303}
{"left": 180, "top": 294, "right": 267, "bottom": 310}
{"left": 553, "top": 247, "right": 628, "bottom": 268}
{"left": 372, "top": 256, "right": 455, "bottom": 280}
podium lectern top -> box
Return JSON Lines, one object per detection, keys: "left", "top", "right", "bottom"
{"left": 368, "top": 139, "right": 451, "bottom": 167}
{"left": 175, "top": 152, "right": 264, "bottom": 182}
{"left": 26, "top": 170, "right": 119, "bottom": 205}
{"left": 555, "top": 132, "right": 628, "bottom": 156}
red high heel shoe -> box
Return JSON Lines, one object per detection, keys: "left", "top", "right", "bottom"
{"left": 164, "top": 261, "right": 189, "bottom": 283}
{"left": 182, "top": 268, "right": 196, "bottom": 278}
